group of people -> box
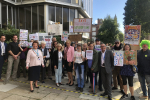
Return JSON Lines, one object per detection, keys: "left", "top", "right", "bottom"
{"left": 0, "top": 34, "right": 150, "bottom": 100}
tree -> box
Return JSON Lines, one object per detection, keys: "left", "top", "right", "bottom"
{"left": 0, "top": 23, "right": 19, "bottom": 43}
{"left": 118, "top": 32, "right": 124, "bottom": 43}
{"left": 97, "top": 15, "right": 120, "bottom": 44}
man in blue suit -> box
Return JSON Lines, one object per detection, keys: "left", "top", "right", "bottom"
{"left": 0, "top": 35, "right": 7, "bottom": 82}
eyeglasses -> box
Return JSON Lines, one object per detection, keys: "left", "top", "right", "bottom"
{"left": 115, "top": 42, "right": 119, "bottom": 44}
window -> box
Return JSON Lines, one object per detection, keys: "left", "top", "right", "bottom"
{"left": 56, "top": 7, "right": 62, "bottom": 24}
{"left": 19, "top": 7, "right": 25, "bottom": 29}
{"left": 2, "top": 4, "right": 7, "bottom": 29}
{"left": 8, "top": 6, "right": 12, "bottom": 24}
{"left": 57, "top": 0, "right": 71, "bottom": 3}
{"left": 25, "top": 6, "right": 31, "bottom": 32}
{"left": 39, "top": 5, "right": 44, "bottom": 32}
{"left": 92, "top": 32, "right": 96, "bottom": 36}
{"left": 92, "top": 27, "right": 96, "bottom": 31}
{"left": 32, "top": 6, "right": 37, "bottom": 32}
{"left": 70, "top": 9, "right": 75, "bottom": 26}
{"left": 72, "top": 0, "right": 79, "bottom": 5}
{"left": 49, "top": 6, "right": 55, "bottom": 22}
{"left": 63, "top": 8, "right": 69, "bottom": 32}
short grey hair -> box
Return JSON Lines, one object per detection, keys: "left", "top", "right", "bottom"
{"left": 101, "top": 43, "right": 106, "bottom": 46}
{"left": 41, "top": 41, "right": 46, "bottom": 45}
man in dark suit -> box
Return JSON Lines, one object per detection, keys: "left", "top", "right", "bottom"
{"left": 98, "top": 43, "right": 114, "bottom": 100}
{"left": 0, "top": 35, "right": 8, "bottom": 82}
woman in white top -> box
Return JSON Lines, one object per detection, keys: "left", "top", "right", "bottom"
{"left": 73, "top": 43, "right": 85, "bottom": 92}
{"left": 26, "top": 41, "right": 44, "bottom": 92}
{"left": 53, "top": 43, "right": 64, "bottom": 87}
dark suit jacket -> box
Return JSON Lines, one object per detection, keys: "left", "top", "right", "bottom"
{"left": 0, "top": 42, "right": 8, "bottom": 60}
{"left": 98, "top": 50, "right": 114, "bottom": 73}
{"left": 53, "top": 50, "right": 64, "bottom": 69}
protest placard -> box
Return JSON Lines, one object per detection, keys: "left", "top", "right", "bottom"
{"left": 47, "top": 24, "right": 63, "bottom": 35}
{"left": 124, "top": 25, "right": 141, "bottom": 45}
{"left": 86, "top": 50, "right": 93, "bottom": 60}
{"left": 29, "top": 33, "right": 39, "bottom": 41}
{"left": 73, "top": 18, "right": 92, "bottom": 33}
{"left": 19, "top": 41, "right": 28, "bottom": 47}
{"left": 114, "top": 51, "right": 124, "bottom": 66}
{"left": 44, "top": 38, "right": 52, "bottom": 49}
{"left": 68, "top": 34, "right": 82, "bottom": 41}
{"left": 19, "top": 29, "right": 28, "bottom": 40}
{"left": 124, "top": 51, "right": 137, "bottom": 65}
{"left": 61, "top": 31, "right": 68, "bottom": 42}
{"left": 95, "top": 45, "right": 101, "bottom": 52}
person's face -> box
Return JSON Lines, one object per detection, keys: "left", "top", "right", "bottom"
{"left": 66, "top": 42, "right": 70, "bottom": 47}
{"left": 83, "top": 44, "right": 87, "bottom": 49}
{"left": 53, "top": 38, "right": 56, "bottom": 42}
{"left": 101, "top": 44, "right": 106, "bottom": 52}
{"left": 125, "top": 45, "right": 130, "bottom": 51}
{"left": 142, "top": 44, "right": 148, "bottom": 51}
{"left": 41, "top": 43, "right": 46, "bottom": 48}
{"left": 31, "top": 40, "right": 34, "bottom": 43}
{"left": 13, "top": 36, "right": 18, "bottom": 42}
{"left": 89, "top": 44, "right": 94, "bottom": 50}
{"left": 77, "top": 46, "right": 81, "bottom": 50}
{"left": 57, "top": 46, "right": 61, "bottom": 50}
{"left": 1, "top": 36, "right": 6, "bottom": 42}
{"left": 96, "top": 41, "right": 100, "bottom": 45}
{"left": 33, "top": 43, "right": 38, "bottom": 49}
{"left": 54, "top": 42, "right": 57, "bottom": 47}
{"left": 72, "top": 44, "right": 75, "bottom": 47}
{"left": 106, "top": 43, "right": 108, "bottom": 46}
{"left": 115, "top": 42, "right": 120, "bottom": 47}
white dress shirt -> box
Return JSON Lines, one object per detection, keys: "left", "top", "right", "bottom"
{"left": 101, "top": 50, "right": 106, "bottom": 67}
{"left": 1, "top": 42, "right": 5, "bottom": 55}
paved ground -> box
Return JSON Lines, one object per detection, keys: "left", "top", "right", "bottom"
{"left": 0, "top": 74, "right": 147, "bottom": 100}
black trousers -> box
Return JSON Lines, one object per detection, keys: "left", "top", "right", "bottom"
{"left": 41, "top": 66, "right": 46, "bottom": 81}
{"left": 17, "top": 59, "right": 26, "bottom": 77}
{"left": 0, "top": 56, "right": 4, "bottom": 79}
{"left": 99, "top": 71, "right": 103, "bottom": 89}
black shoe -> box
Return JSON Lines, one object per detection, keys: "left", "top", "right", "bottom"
{"left": 89, "top": 86, "right": 91, "bottom": 88}
{"left": 100, "top": 92, "right": 108, "bottom": 96}
{"left": 120, "top": 94, "right": 128, "bottom": 100}
{"left": 69, "top": 82, "right": 74, "bottom": 86}
{"left": 41, "top": 81, "right": 45, "bottom": 83}
{"left": 59, "top": 83, "right": 64, "bottom": 85}
{"left": 80, "top": 88, "right": 83, "bottom": 92}
{"left": 66, "top": 81, "right": 71, "bottom": 85}
{"left": 108, "top": 96, "right": 112, "bottom": 100}
{"left": 130, "top": 96, "right": 135, "bottom": 100}
{"left": 99, "top": 88, "right": 103, "bottom": 91}
{"left": 120, "top": 90, "right": 125, "bottom": 94}
{"left": 30, "top": 90, "right": 34, "bottom": 92}
{"left": 76, "top": 87, "right": 80, "bottom": 91}
{"left": 75, "top": 84, "right": 78, "bottom": 86}
{"left": 34, "top": 84, "right": 39, "bottom": 88}
{"left": 112, "top": 87, "right": 118, "bottom": 90}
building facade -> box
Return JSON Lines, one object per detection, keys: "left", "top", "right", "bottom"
{"left": 90, "top": 18, "right": 103, "bottom": 41}
{"left": 0, "top": 0, "right": 92, "bottom": 38}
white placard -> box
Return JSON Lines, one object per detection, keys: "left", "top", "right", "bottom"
{"left": 47, "top": 24, "right": 63, "bottom": 35}
{"left": 29, "top": 33, "right": 39, "bottom": 41}
{"left": 19, "top": 29, "right": 28, "bottom": 40}
{"left": 86, "top": 50, "right": 93, "bottom": 60}
{"left": 114, "top": 51, "right": 124, "bottom": 66}
{"left": 19, "top": 41, "right": 28, "bottom": 47}
{"left": 44, "top": 38, "right": 52, "bottom": 49}
{"left": 73, "top": 18, "right": 92, "bottom": 33}
{"left": 95, "top": 45, "right": 101, "bottom": 52}
{"left": 61, "top": 31, "right": 68, "bottom": 42}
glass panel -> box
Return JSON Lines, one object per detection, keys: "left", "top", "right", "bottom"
{"left": 25, "top": 6, "right": 31, "bottom": 33}
{"left": 2, "top": 4, "right": 7, "bottom": 29}
{"left": 32, "top": 6, "right": 37, "bottom": 33}
{"left": 13, "top": 7, "right": 15, "bottom": 26}
{"left": 70, "top": 9, "right": 75, "bottom": 26}
{"left": 92, "top": 32, "right": 96, "bottom": 36}
{"left": 49, "top": 5, "right": 55, "bottom": 22}
{"left": 19, "top": 7, "right": 25, "bottom": 29}
{"left": 57, "top": 0, "right": 71, "bottom": 3}
{"left": 63, "top": 8, "right": 69, "bottom": 32}
{"left": 16, "top": 8, "right": 19, "bottom": 29}
{"left": 72, "top": 0, "right": 79, "bottom": 5}
{"left": 39, "top": 5, "right": 44, "bottom": 32}
{"left": 92, "top": 27, "right": 96, "bottom": 31}
{"left": 56, "top": 7, "right": 62, "bottom": 24}
{"left": 8, "top": 6, "right": 12, "bottom": 24}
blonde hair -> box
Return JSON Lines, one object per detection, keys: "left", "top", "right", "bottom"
{"left": 57, "top": 43, "right": 63, "bottom": 51}
{"left": 66, "top": 39, "right": 71, "bottom": 44}
{"left": 41, "top": 41, "right": 46, "bottom": 45}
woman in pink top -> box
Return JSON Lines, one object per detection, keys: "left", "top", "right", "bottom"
{"left": 26, "top": 41, "right": 44, "bottom": 92}
{"left": 64, "top": 40, "right": 74, "bottom": 86}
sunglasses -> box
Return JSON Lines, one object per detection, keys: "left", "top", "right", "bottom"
{"left": 115, "top": 42, "right": 119, "bottom": 44}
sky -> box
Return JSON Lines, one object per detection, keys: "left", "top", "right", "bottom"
{"left": 93, "top": 0, "right": 127, "bottom": 33}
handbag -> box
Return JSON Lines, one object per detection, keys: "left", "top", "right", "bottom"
{"left": 132, "top": 65, "right": 138, "bottom": 73}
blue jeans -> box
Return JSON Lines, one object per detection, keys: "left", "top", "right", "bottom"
{"left": 55, "top": 61, "right": 62, "bottom": 83}
{"left": 138, "top": 73, "right": 150, "bottom": 98}
{"left": 75, "top": 64, "right": 84, "bottom": 88}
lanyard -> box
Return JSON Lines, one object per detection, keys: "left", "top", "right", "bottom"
{"left": 32, "top": 49, "right": 39, "bottom": 56}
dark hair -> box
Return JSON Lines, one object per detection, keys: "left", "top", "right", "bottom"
{"left": 89, "top": 42, "right": 94, "bottom": 46}
{"left": 13, "top": 34, "right": 18, "bottom": 38}
{"left": 32, "top": 41, "right": 39, "bottom": 46}
{"left": 53, "top": 41, "right": 57, "bottom": 47}
{"left": 123, "top": 44, "right": 131, "bottom": 51}
{"left": 0, "top": 35, "right": 5, "bottom": 38}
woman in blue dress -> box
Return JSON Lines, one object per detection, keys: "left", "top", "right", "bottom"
{"left": 120, "top": 44, "right": 135, "bottom": 100}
